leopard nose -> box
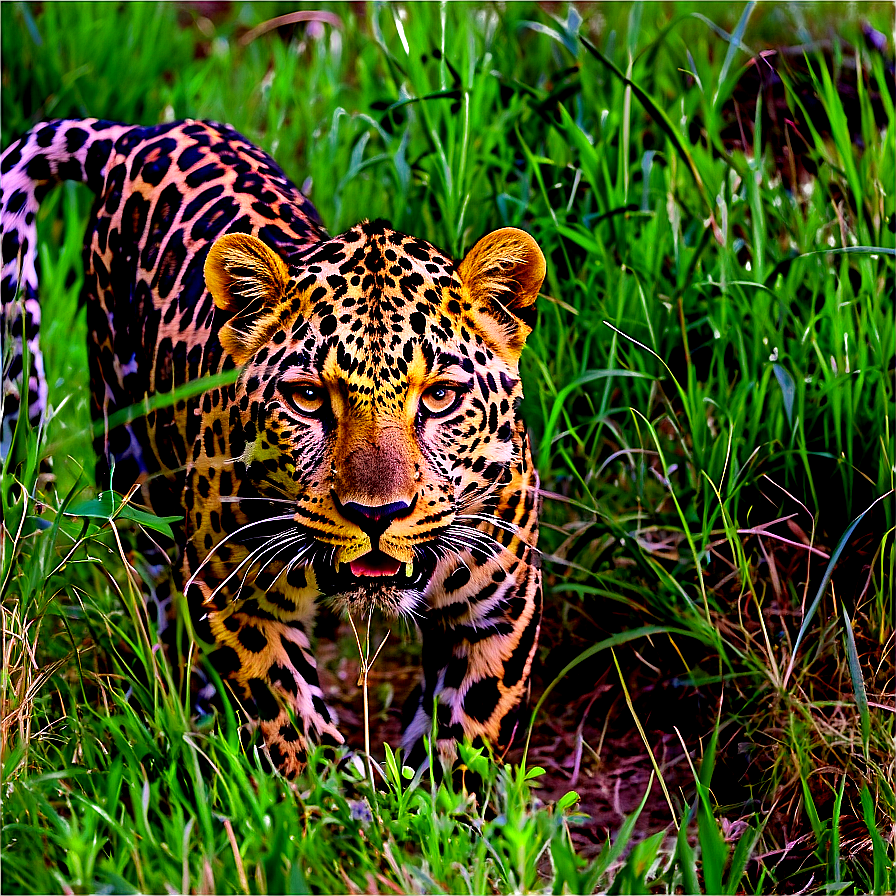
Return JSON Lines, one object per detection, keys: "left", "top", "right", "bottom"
{"left": 333, "top": 493, "right": 418, "bottom": 537}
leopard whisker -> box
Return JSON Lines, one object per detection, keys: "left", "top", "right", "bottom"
{"left": 218, "top": 496, "right": 297, "bottom": 505}
{"left": 268, "top": 541, "right": 318, "bottom": 590}
{"left": 185, "top": 513, "right": 297, "bottom": 591}
{"left": 235, "top": 534, "right": 308, "bottom": 601}
{"left": 442, "top": 522, "right": 541, "bottom": 562}
{"left": 444, "top": 530, "right": 498, "bottom": 552}
{"left": 423, "top": 539, "right": 472, "bottom": 573}
{"left": 399, "top": 599, "right": 425, "bottom": 623}
{"left": 204, "top": 531, "right": 296, "bottom": 606}
{"left": 439, "top": 530, "right": 503, "bottom": 559}
{"left": 451, "top": 514, "right": 542, "bottom": 555}
{"left": 453, "top": 477, "right": 508, "bottom": 511}
{"left": 419, "top": 543, "right": 443, "bottom": 564}
{"left": 251, "top": 533, "right": 310, "bottom": 583}
{"left": 454, "top": 511, "right": 523, "bottom": 534}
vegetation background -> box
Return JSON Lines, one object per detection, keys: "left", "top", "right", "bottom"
{"left": 1, "top": 2, "right": 893, "bottom": 893}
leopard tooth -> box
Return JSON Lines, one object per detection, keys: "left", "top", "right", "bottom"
{"left": 405, "top": 562, "right": 413, "bottom": 578}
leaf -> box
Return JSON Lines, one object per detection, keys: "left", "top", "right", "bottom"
{"left": 457, "top": 742, "right": 489, "bottom": 779}
{"left": 783, "top": 491, "right": 892, "bottom": 687}
{"left": 842, "top": 605, "right": 871, "bottom": 760}
{"left": 554, "top": 223, "right": 602, "bottom": 255}
{"left": 830, "top": 773, "right": 846, "bottom": 886}
{"left": 674, "top": 816, "right": 701, "bottom": 895}
{"left": 709, "top": 1, "right": 756, "bottom": 111}
{"left": 619, "top": 829, "right": 666, "bottom": 889}
{"left": 860, "top": 784, "right": 893, "bottom": 895}
{"left": 724, "top": 821, "right": 763, "bottom": 894}
{"left": 800, "top": 773, "right": 825, "bottom": 845}
{"left": 807, "top": 246, "right": 896, "bottom": 258}
{"left": 554, "top": 102, "right": 600, "bottom": 192}
{"left": 696, "top": 724, "right": 726, "bottom": 895}
{"left": 772, "top": 363, "right": 796, "bottom": 428}
{"left": 68, "top": 491, "right": 182, "bottom": 538}
{"left": 93, "top": 367, "right": 241, "bottom": 438}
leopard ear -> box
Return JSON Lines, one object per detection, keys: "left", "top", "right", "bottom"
{"left": 458, "top": 228, "right": 545, "bottom": 353}
{"left": 205, "top": 233, "right": 289, "bottom": 312}
{"left": 205, "top": 234, "right": 290, "bottom": 363}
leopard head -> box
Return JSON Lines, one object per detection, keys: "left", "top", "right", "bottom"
{"left": 199, "top": 220, "right": 544, "bottom": 617}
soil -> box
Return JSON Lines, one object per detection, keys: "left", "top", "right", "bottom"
{"left": 314, "top": 607, "right": 705, "bottom": 859}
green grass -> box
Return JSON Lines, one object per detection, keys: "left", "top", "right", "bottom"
{"left": 2, "top": 2, "right": 894, "bottom": 893}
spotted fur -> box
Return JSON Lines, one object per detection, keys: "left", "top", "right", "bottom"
{"left": 1, "top": 118, "right": 544, "bottom": 777}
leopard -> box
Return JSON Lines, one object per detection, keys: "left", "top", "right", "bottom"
{"left": 1, "top": 118, "right": 544, "bottom": 778}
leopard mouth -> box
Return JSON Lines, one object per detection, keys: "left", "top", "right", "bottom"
{"left": 315, "top": 548, "right": 436, "bottom": 615}
{"left": 348, "top": 550, "right": 405, "bottom": 579}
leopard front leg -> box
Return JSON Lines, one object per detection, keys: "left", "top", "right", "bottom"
{"left": 402, "top": 548, "right": 542, "bottom": 770}
{"left": 185, "top": 574, "right": 343, "bottom": 779}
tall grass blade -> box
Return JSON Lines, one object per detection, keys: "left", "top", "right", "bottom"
{"left": 803, "top": 246, "right": 896, "bottom": 258}
{"left": 696, "top": 711, "right": 726, "bottom": 895}
{"left": 830, "top": 774, "right": 846, "bottom": 890}
{"left": 860, "top": 784, "right": 894, "bottom": 895}
{"left": 586, "top": 773, "right": 655, "bottom": 886}
{"left": 799, "top": 772, "right": 825, "bottom": 847}
{"left": 783, "top": 491, "right": 894, "bottom": 687}
{"left": 580, "top": 35, "right": 713, "bottom": 216}
{"left": 724, "top": 820, "right": 764, "bottom": 894}
{"left": 711, "top": 1, "right": 755, "bottom": 111}
{"left": 612, "top": 648, "right": 678, "bottom": 828}
{"left": 772, "top": 364, "right": 796, "bottom": 429}
{"left": 523, "top": 625, "right": 704, "bottom": 764}
{"left": 93, "top": 368, "right": 241, "bottom": 437}
{"left": 841, "top": 604, "right": 871, "bottom": 759}
{"left": 538, "top": 368, "right": 652, "bottom": 458}
{"left": 674, "top": 817, "right": 701, "bottom": 895}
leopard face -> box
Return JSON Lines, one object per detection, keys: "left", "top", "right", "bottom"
{"left": 190, "top": 221, "right": 544, "bottom": 621}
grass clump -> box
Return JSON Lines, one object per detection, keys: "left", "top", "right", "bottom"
{"left": 2, "top": 2, "right": 894, "bottom": 893}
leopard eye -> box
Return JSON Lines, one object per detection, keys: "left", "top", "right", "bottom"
{"left": 282, "top": 383, "right": 326, "bottom": 416}
{"left": 420, "top": 384, "right": 463, "bottom": 418}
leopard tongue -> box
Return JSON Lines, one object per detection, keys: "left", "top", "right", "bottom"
{"left": 349, "top": 553, "right": 402, "bottom": 578}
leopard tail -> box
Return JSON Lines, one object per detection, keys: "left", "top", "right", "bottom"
{"left": 1, "top": 118, "right": 136, "bottom": 458}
